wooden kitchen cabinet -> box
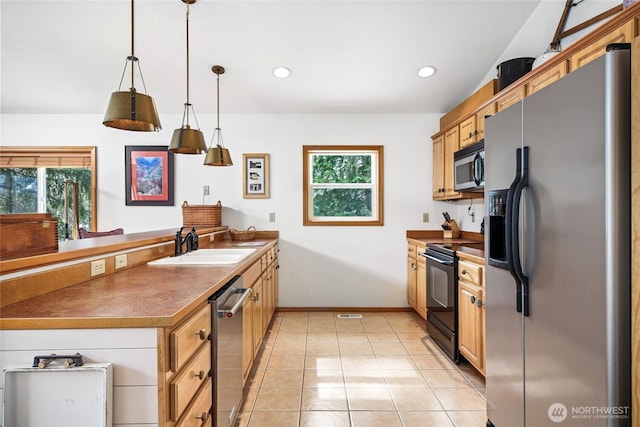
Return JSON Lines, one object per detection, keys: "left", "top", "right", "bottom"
{"left": 457, "top": 255, "right": 485, "bottom": 375}
{"left": 526, "top": 61, "right": 567, "bottom": 96}
{"left": 459, "top": 115, "right": 477, "bottom": 148}
{"left": 433, "top": 126, "right": 463, "bottom": 201}
{"left": 407, "top": 243, "right": 418, "bottom": 308}
{"left": 241, "top": 243, "right": 279, "bottom": 382}
{"left": 432, "top": 133, "right": 445, "bottom": 198}
{"left": 416, "top": 253, "right": 427, "bottom": 319}
{"left": 569, "top": 20, "right": 634, "bottom": 72}
{"left": 497, "top": 85, "right": 525, "bottom": 112}
{"left": 406, "top": 241, "right": 427, "bottom": 319}
{"left": 475, "top": 102, "right": 496, "bottom": 141}
{"left": 166, "top": 303, "right": 213, "bottom": 425}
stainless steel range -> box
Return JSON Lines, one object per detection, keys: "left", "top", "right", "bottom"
{"left": 422, "top": 242, "right": 483, "bottom": 362}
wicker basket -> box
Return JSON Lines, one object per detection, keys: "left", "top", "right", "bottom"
{"left": 229, "top": 226, "right": 256, "bottom": 241}
{"left": 182, "top": 200, "right": 222, "bottom": 228}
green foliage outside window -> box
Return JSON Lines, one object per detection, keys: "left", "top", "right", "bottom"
{"left": 311, "top": 154, "right": 373, "bottom": 217}
{"left": 0, "top": 167, "right": 92, "bottom": 240}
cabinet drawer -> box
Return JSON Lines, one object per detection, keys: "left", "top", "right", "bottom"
{"left": 458, "top": 260, "right": 482, "bottom": 287}
{"left": 176, "top": 378, "right": 213, "bottom": 427}
{"left": 171, "top": 305, "right": 211, "bottom": 372}
{"left": 407, "top": 243, "right": 417, "bottom": 258}
{"left": 171, "top": 342, "right": 212, "bottom": 421}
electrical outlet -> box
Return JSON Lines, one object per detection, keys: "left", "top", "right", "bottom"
{"left": 422, "top": 212, "right": 430, "bottom": 222}
{"left": 203, "top": 185, "right": 210, "bottom": 196}
{"left": 269, "top": 212, "right": 276, "bottom": 222}
{"left": 115, "top": 254, "right": 128, "bottom": 269}
{"left": 90, "top": 259, "right": 106, "bottom": 277}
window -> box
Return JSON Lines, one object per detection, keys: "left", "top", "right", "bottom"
{"left": 303, "top": 145, "right": 383, "bottom": 226}
{"left": 0, "top": 146, "right": 97, "bottom": 240}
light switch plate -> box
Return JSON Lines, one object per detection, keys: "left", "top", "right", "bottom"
{"left": 422, "top": 212, "right": 429, "bottom": 222}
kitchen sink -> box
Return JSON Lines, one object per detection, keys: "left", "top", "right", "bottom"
{"left": 148, "top": 248, "right": 257, "bottom": 266}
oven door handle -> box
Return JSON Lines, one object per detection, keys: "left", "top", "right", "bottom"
{"left": 422, "top": 253, "right": 454, "bottom": 266}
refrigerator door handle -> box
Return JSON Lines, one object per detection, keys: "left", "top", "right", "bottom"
{"left": 506, "top": 148, "right": 523, "bottom": 314}
{"left": 511, "top": 146, "right": 530, "bottom": 317}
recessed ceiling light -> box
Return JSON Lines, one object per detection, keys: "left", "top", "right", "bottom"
{"left": 272, "top": 66, "right": 291, "bottom": 79}
{"left": 417, "top": 66, "right": 437, "bottom": 78}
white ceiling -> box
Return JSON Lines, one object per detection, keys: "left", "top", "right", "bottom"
{"left": 1, "top": 0, "right": 549, "bottom": 116}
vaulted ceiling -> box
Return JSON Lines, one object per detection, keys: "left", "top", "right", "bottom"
{"left": 2, "top": 1, "right": 552, "bottom": 115}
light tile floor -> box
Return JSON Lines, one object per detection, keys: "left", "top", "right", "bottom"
{"left": 234, "top": 311, "right": 486, "bottom": 427}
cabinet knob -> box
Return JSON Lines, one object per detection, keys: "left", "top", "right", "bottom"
{"left": 468, "top": 132, "right": 473, "bottom": 138}
{"left": 470, "top": 295, "right": 476, "bottom": 304}
{"left": 461, "top": 269, "right": 467, "bottom": 275}
{"left": 195, "top": 370, "right": 206, "bottom": 380}
{"left": 195, "top": 329, "right": 207, "bottom": 341}
{"left": 476, "top": 299, "right": 483, "bottom": 308}
{"left": 196, "top": 412, "right": 209, "bottom": 421}
{"left": 411, "top": 263, "right": 416, "bottom": 270}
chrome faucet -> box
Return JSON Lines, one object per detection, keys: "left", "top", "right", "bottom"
{"left": 174, "top": 227, "right": 199, "bottom": 256}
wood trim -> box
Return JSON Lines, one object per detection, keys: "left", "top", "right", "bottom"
{"left": 302, "top": 145, "right": 384, "bottom": 226}
{"left": 631, "top": 33, "right": 639, "bottom": 427}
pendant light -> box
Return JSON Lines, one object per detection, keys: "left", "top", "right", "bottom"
{"left": 168, "top": 0, "right": 206, "bottom": 154}
{"left": 103, "top": 0, "right": 161, "bottom": 132}
{"left": 204, "top": 65, "right": 233, "bottom": 166}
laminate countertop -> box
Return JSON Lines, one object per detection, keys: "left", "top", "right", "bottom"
{"left": 0, "top": 239, "right": 278, "bottom": 330}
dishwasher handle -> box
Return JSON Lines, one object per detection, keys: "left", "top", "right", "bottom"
{"left": 219, "top": 288, "right": 251, "bottom": 319}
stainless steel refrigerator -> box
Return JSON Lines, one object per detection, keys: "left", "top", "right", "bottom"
{"left": 484, "top": 44, "right": 631, "bottom": 427}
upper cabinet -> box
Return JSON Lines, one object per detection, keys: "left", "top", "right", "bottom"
{"left": 430, "top": 6, "right": 639, "bottom": 201}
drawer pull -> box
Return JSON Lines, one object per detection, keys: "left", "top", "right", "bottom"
{"left": 195, "top": 329, "right": 207, "bottom": 341}
{"left": 194, "top": 370, "right": 206, "bottom": 380}
{"left": 196, "top": 411, "right": 209, "bottom": 422}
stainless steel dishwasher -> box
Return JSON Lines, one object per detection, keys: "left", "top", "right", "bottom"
{"left": 208, "top": 276, "right": 250, "bottom": 427}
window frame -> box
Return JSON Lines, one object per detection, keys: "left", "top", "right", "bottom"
{"left": 0, "top": 146, "right": 98, "bottom": 230}
{"left": 302, "top": 145, "right": 384, "bottom": 226}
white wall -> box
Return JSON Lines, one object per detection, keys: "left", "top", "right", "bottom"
{"left": 1, "top": 112, "right": 457, "bottom": 307}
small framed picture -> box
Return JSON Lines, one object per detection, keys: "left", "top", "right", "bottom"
{"left": 125, "top": 145, "right": 174, "bottom": 206}
{"left": 243, "top": 153, "right": 270, "bottom": 199}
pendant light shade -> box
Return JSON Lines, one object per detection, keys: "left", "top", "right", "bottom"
{"left": 103, "top": 1, "right": 161, "bottom": 132}
{"left": 169, "top": 0, "right": 206, "bottom": 154}
{"left": 204, "top": 65, "right": 233, "bottom": 166}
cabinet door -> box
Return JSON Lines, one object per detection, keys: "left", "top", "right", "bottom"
{"left": 252, "top": 280, "right": 264, "bottom": 357}
{"left": 459, "top": 116, "right": 477, "bottom": 148}
{"left": 443, "top": 126, "right": 461, "bottom": 198}
{"left": 432, "top": 133, "right": 445, "bottom": 199}
{"left": 526, "top": 61, "right": 567, "bottom": 96}
{"left": 570, "top": 20, "right": 634, "bottom": 71}
{"left": 458, "top": 281, "right": 483, "bottom": 371}
{"left": 476, "top": 102, "right": 496, "bottom": 141}
{"left": 497, "top": 86, "right": 525, "bottom": 112}
{"left": 416, "top": 259, "right": 427, "bottom": 320}
{"left": 407, "top": 256, "right": 417, "bottom": 308}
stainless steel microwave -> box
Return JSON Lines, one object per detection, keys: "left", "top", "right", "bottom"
{"left": 454, "top": 140, "right": 485, "bottom": 192}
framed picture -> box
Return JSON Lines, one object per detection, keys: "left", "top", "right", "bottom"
{"left": 125, "top": 145, "right": 174, "bottom": 206}
{"left": 243, "top": 153, "right": 270, "bottom": 199}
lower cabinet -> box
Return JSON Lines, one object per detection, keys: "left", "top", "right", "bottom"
{"left": 406, "top": 241, "right": 427, "bottom": 319}
{"left": 457, "top": 254, "right": 485, "bottom": 375}
{"left": 242, "top": 243, "right": 279, "bottom": 384}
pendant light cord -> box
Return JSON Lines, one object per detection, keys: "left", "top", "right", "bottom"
{"left": 130, "top": 0, "right": 135, "bottom": 89}
{"left": 185, "top": 1, "right": 191, "bottom": 124}
{"left": 216, "top": 73, "right": 220, "bottom": 129}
